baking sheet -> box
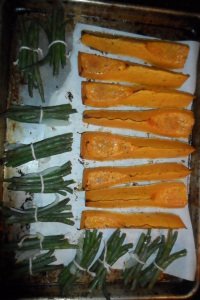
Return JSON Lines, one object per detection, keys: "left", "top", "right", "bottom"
{"left": 4, "top": 23, "right": 199, "bottom": 282}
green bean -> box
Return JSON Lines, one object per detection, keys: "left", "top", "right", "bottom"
{"left": 2, "top": 198, "right": 74, "bottom": 225}
{"left": 12, "top": 251, "right": 63, "bottom": 278}
{"left": 1, "top": 104, "right": 76, "bottom": 123}
{"left": 2, "top": 133, "right": 73, "bottom": 167}
{"left": 3, "top": 234, "right": 77, "bottom": 252}
{"left": 4, "top": 162, "right": 74, "bottom": 195}
{"left": 16, "top": 18, "right": 45, "bottom": 102}
{"left": 59, "top": 230, "right": 103, "bottom": 294}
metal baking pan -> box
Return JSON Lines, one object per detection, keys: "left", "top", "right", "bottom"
{"left": 0, "top": 0, "right": 200, "bottom": 298}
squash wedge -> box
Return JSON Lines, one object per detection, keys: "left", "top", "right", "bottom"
{"left": 78, "top": 52, "right": 189, "bottom": 88}
{"left": 83, "top": 163, "right": 190, "bottom": 190}
{"left": 81, "top": 33, "right": 189, "bottom": 69}
{"left": 86, "top": 182, "right": 187, "bottom": 208}
{"left": 81, "top": 132, "right": 194, "bottom": 161}
{"left": 82, "top": 82, "right": 194, "bottom": 108}
{"left": 83, "top": 109, "right": 194, "bottom": 138}
{"left": 80, "top": 210, "right": 186, "bottom": 229}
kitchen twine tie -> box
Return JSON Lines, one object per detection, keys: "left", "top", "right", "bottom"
{"left": 73, "top": 259, "right": 96, "bottom": 277}
{"left": 18, "top": 232, "right": 44, "bottom": 250}
{"left": 153, "top": 261, "right": 164, "bottom": 272}
{"left": 30, "top": 143, "right": 37, "bottom": 160}
{"left": 40, "top": 174, "right": 45, "bottom": 193}
{"left": 129, "top": 251, "right": 146, "bottom": 265}
{"left": 13, "top": 46, "right": 44, "bottom": 65}
{"left": 48, "top": 40, "right": 68, "bottom": 49}
{"left": 29, "top": 257, "right": 33, "bottom": 276}
{"left": 32, "top": 204, "right": 38, "bottom": 222}
{"left": 39, "top": 106, "right": 43, "bottom": 123}
{"left": 98, "top": 242, "right": 112, "bottom": 273}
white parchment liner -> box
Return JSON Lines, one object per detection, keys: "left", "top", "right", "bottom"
{"left": 5, "top": 23, "right": 199, "bottom": 281}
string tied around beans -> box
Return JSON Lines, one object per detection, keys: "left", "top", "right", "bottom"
{"left": 18, "top": 5, "right": 68, "bottom": 75}
{"left": 98, "top": 241, "right": 112, "bottom": 273}
{"left": 0, "top": 104, "right": 77, "bottom": 124}
{"left": 72, "top": 259, "right": 96, "bottom": 277}
{"left": 16, "top": 18, "right": 45, "bottom": 102}
{"left": 58, "top": 230, "right": 103, "bottom": 295}
{"left": 11, "top": 251, "right": 64, "bottom": 279}
{"left": 2, "top": 197, "right": 74, "bottom": 226}
{"left": 18, "top": 232, "right": 44, "bottom": 250}
{"left": 4, "top": 162, "right": 75, "bottom": 196}
{"left": 2, "top": 234, "right": 78, "bottom": 252}
{"left": 2, "top": 133, "right": 73, "bottom": 167}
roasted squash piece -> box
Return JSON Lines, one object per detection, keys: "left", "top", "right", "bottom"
{"left": 78, "top": 52, "right": 189, "bottom": 88}
{"left": 83, "top": 109, "right": 194, "bottom": 138}
{"left": 83, "top": 163, "right": 190, "bottom": 190}
{"left": 80, "top": 210, "right": 186, "bottom": 229}
{"left": 81, "top": 32, "right": 189, "bottom": 69}
{"left": 86, "top": 182, "right": 187, "bottom": 208}
{"left": 81, "top": 132, "right": 194, "bottom": 161}
{"left": 82, "top": 82, "right": 194, "bottom": 108}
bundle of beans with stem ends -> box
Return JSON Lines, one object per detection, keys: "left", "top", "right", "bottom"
{"left": 1, "top": 198, "right": 74, "bottom": 225}
{"left": 12, "top": 250, "right": 63, "bottom": 279}
{"left": 138, "top": 230, "right": 187, "bottom": 289}
{"left": 2, "top": 233, "right": 78, "bottom": 252}
{"left": 47, "top": 4, "right": 66, "bottom": 76}
{"left": 17, "top": 18, "right": 45, "bottom": 102}
{"left": 1, "top": 133, "right": 73, "bottom": 167}
{"left": 89, "top": 230, "right": 133, "bottom": 294}
{"left": 4, "top": 161, "right": 74, "bottom": 196}
{"left": 1, "top": 104, "right": 77, "bottom": 123}
{"left": 124, "top": 230, "right": 163, "bottom": 290}
{"left": 59, "top": 230, "right": 103, "bottom": 295}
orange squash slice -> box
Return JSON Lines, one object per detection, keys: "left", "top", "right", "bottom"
{"left": 83, "top": 109, "right": 194, "bottom": 138}
{"left": 80, "top": 210, "right": 186, "bottom": 229}
{"left": 82, "top": 82, "right": 194, "bottom": 108}
{"left": 81, "top": 132, "right": 194, "bottom": 161}
{"left": 81, "top": 32, "right": 189, "bottom": 69}
{"left": 86, "top": 182, "right": 187, "bottom": 208}
{"left": 83, "top": 163, "right": 190, "bottom": 190}
{"left": 78, "top": 52, "right": 189, "bottom": 88}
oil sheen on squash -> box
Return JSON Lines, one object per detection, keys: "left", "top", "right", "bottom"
{"left": 83, "top": 163, "right": 190, "bottom": 190}
{"left": 80, "top": 210, "right": 186, "bottom": 229}
{"left": 79, "top": 52, "right": 189, "bottom": 88}
{"left": 81, "top": 132, "right": 194, "bottom": 161}
{"left": 83, "top": 109, "right": 194, "bottom": 138}
{"left": 81, "top": 32, "right": 189, "bottom": 69}
{"left": 86, "top": 182, "right": 187, "bottom": 208}
{"left": 82, "top": 82, "right": 194, "bottom": 108}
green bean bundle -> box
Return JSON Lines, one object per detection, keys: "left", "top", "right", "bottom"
{"left": 4, "top": 161, "right": 74, "bottom": 196}
{"left": 1, "top": 198, "right": 74, "bottom": 225}
{"left": 2, "top": 233, "right": 78, "bottom": 252}
{"left": 17, "top": 18, "right": 45, "bottom": 102}
{"left": 2, "top": 104, "right": 76, "bottom": 123}
{"left": 2, "top": 133, "right": 73, "bottom": 167}
{"left": 12, "top": 250, "right": 63, "bottom": 278}
{"left": 89, "top": 230, "right": 133, "bottom": 292}
{"left": 59, "top": 230, "right": 103, "bottom": 295}
{"left": 47, "top": 5, "right": 66, "bottom": 76}
{"left": 138, "top": 230, "right": 187, "bottom": 289}
{"left": 124, "top": 230, "right": 162, "bottom": 290}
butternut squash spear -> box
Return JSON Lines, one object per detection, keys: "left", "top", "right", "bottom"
{"left": 83, "top": 163, "right": 190, "bottom": 190}
{"left": 86, "top": 182, "right": 187, "bottom": 208}
{"left": 81, "top": 132, "right": 194, "bottom": 161}
{"left": 78, "top": 52, "right": 189, "bottom": 88}
{"left": 82, "top": 82, "right": 194, "bottom": 108}
{"left": 80, "top": 210, "right": 186, "bottom": 229}
{"left": 83, "top": 109, "right": 194, "bottom": 138}
{"left": 81, "top": 32, "right": 189, "bottom": 69}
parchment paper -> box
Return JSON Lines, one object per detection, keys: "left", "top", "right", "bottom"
{"left": 5, "top": 23, "right": 199, "bottom": 281}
